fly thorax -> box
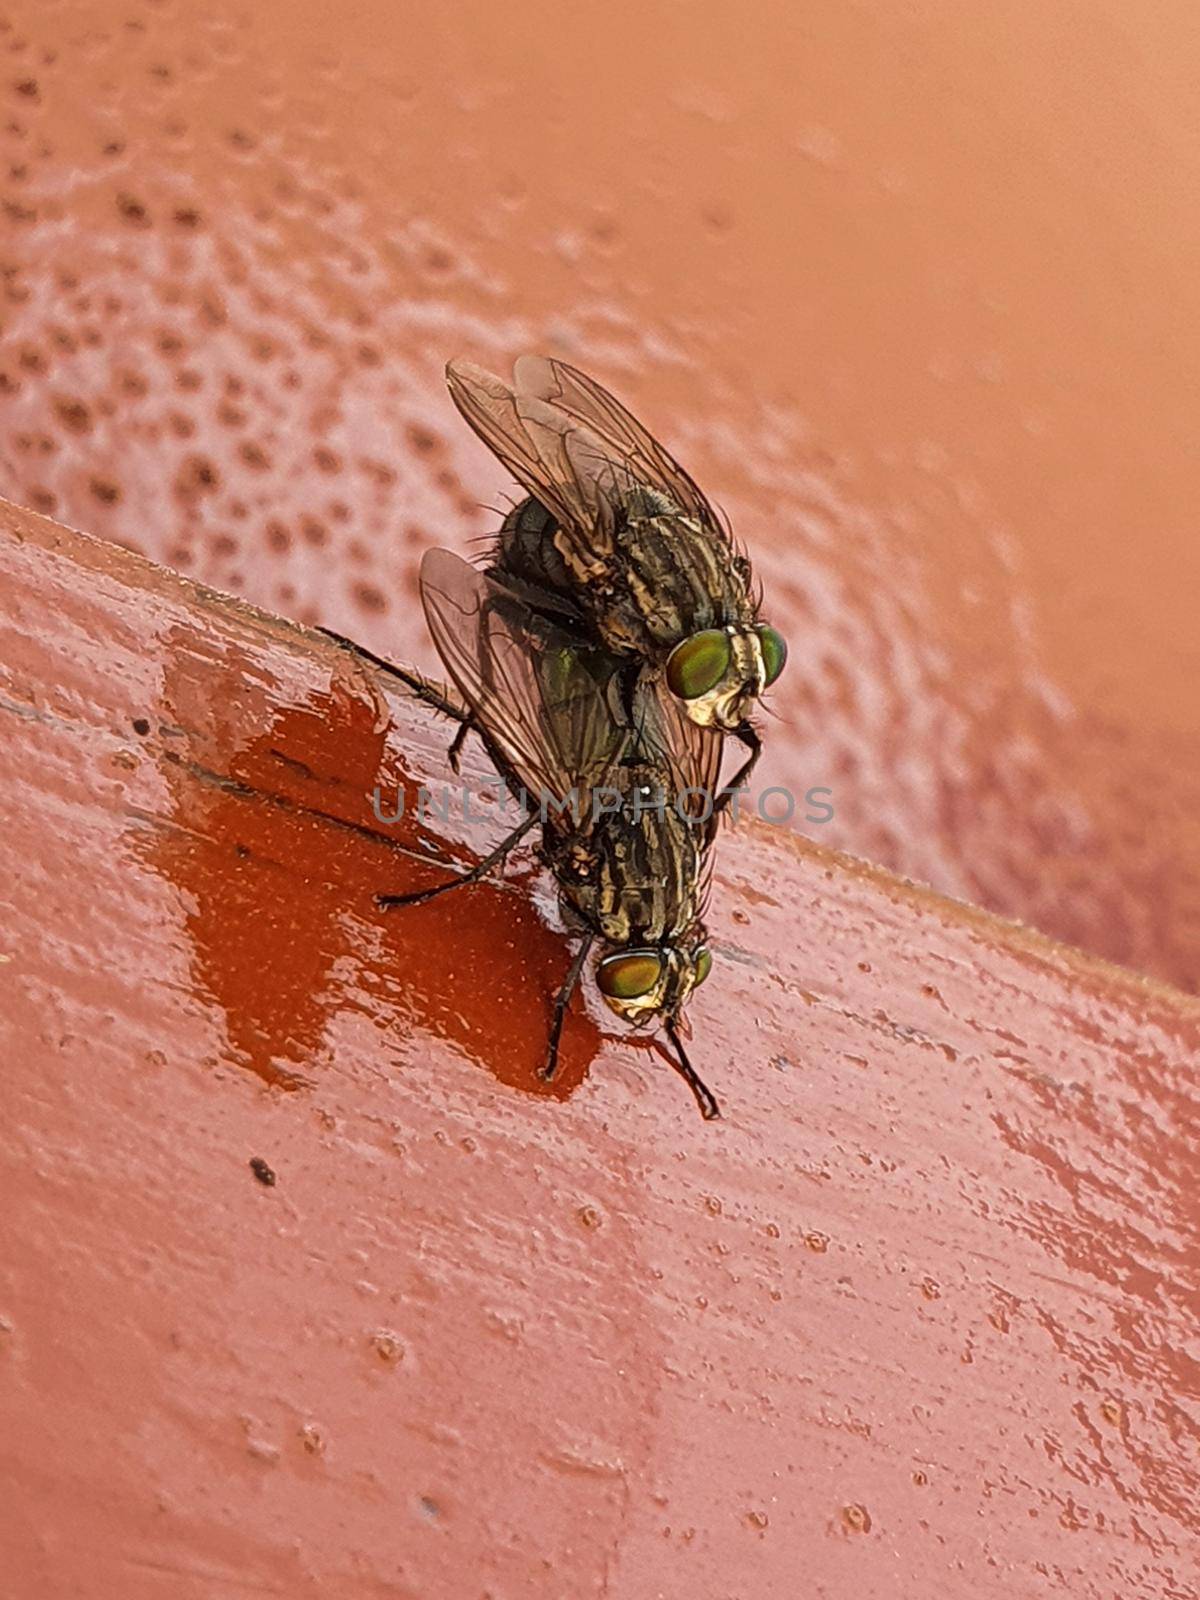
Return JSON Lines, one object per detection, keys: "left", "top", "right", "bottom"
{"left": 623, "top": 486, "right": 677, "bottom": 519}
{"left": 615, "top": 505, "right": 739, "bottom": 650}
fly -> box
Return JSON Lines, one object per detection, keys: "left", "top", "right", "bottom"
{"left": 380, "top": 548, "right": 724, "bottom": 1120}
{"left": 445, "top": 355, "right": 788, "bottom": 797}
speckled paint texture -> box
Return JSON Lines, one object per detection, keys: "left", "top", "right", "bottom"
{"left": 1, "top": 505, "right": 1197, "bottom": 1597}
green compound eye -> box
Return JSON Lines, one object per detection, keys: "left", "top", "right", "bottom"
{"left": 665, "top": 630, "right": 732, "bottom": 700}
{"left": 757, "top": 625, "right": 788, "bottom": 687}
{"left": 694, "top": 947, "right": 713, "bottom": 987}
{"left": 596, "top": 949, "right": 664, "bottom": 1000}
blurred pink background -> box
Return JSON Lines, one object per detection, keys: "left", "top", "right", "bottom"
{"left": 2, "top": 0, "right": 1197, "bottom": 989}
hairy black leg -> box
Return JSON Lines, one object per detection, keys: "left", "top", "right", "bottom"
{"left": 446, "top": 720, "right": 471, "bottom": 774}
{"left": 709, "top": 721, "right": 762, "bottom": 835}
{"left": 377, "top": 811, "right": 538, "bottom": 909}
{"left": 724, "top": 720, "right": 762, "bottom": 796}
{"left": 315, "top": 626, "right": 470, "bottom": 724}
{"left": 664, "top": 1020, "right": 721, "bottom": 1120}
{"left": 317, "top": 623, "right": 486, "bottom": 773}
{"left": 539, "top": 933, "right": 596, "bottom": 1083}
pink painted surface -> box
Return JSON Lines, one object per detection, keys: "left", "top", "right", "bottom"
{"left": 0, "top": 0, "right": 1198, "bottom": 989}
{"left": 1, "top": 503, "right": 1196, "bottom": 1598}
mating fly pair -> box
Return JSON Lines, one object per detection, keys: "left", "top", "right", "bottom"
{"left": 383, "top": 358, "right": 787, "bottom": 1118}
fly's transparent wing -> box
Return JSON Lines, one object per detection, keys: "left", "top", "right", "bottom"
{"left": 446, "top": 361, "right": 633, "bottom": 576}
{"left": 633, "top": 676, "right": 725, "bottom": 833}
{"left": 515, "top": 355, "right": 723, "bottom": 535}
{"left": 419, "top": 547, "right": 628, "bottom": 804}
{"left": 628, "top": 681, "right": 722, "bottom": 919}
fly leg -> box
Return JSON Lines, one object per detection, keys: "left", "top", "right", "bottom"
{"left": 316, "top": 626, "right": 469, "bottom": 724}
{"left": 664, "top": 1019, "right": 721, "bottom": 1120}
{"left": 318, "top": 624, "right": 485, "bottom": 774}
{"left": 415, "top": 699, "right": 477, "bottom": 774}
{"left": 709, "top": 721, "right": 761, "bottom": 835}
{"left": 377, "top": 810, "right": 538, "bottom": 909}
{"left": 540, "top": 932, "right": 596, "bottom": 1082}
{"left": 446, "top": 719, "right": 471, "bottom": 774}
{"left": 376, "top": 658, "right": 479, "bottom": 772}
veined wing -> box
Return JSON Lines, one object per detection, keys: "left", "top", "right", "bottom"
{"left": 515, "top": 355, "right": 724, "bottom": 536}
{"left": 446, "top": 361, "right": 632, "bottom": 578}
{"left": 419, "top": 547, "right": 628, "bottom": 805}
{"left": 632, "top": 675, "right": 726, "bottom": 838}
